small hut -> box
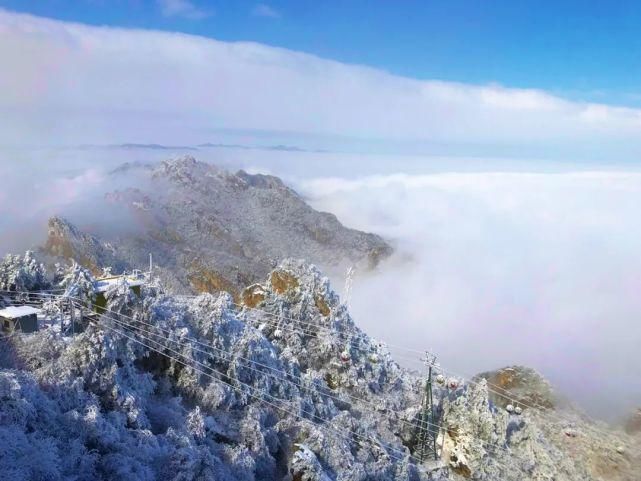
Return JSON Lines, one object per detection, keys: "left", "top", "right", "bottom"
{"left": 0, "top": 306, "right": 40, "bottom": 334}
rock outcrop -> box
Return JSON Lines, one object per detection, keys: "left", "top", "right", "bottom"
{"left": 473, "top": 365, "right": 557, "bottom": 410}
{"left": 44, "top": 217, "right": 124, "bottom": 275}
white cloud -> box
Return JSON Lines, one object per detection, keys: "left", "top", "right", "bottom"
{"left": 298, "top": 171, "right": 641, "bottom": 420}
{"left": 1, "top": 8, "right": 641, "bottom": 158}
{"left": 157, "top": 0, "right": 210, "bottom": 20}
{"left": 251, "top": 4, "right": 281, "bottom": 18}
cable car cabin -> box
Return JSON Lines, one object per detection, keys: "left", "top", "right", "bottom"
{"left": 0, "top": 306, "right": 41, "bottom": 334}
{"left": 92, "top": 272, "right": 146, "bottom": 313}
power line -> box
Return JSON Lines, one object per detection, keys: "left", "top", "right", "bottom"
{"left": 88, "top": 301, "right": 444, "bottom": 435}
{"left": 0, "top": 291, "right": 544, "bottom": 475}
{"left": 420, "top": 355, "right": 626, "bottom": 442}
{"left": 100, "top": 317, "right": 526, "bottom": 478}
{"left": 95, "top": 318, "right": 433, "bottom": 473}
{"left": 99, "top": 295, "right": 629, "bottom": 443}
{"left": 86, "top": 303, "right": 535, "bottom": 475}
{"left": 228, "top": 299, "right": 627, "bottom": 441}
{"left": 7, "top": 290, "right": 624, "bottom": 445}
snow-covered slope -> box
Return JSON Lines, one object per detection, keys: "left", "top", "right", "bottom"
{"left": 1, "top": 256, "right": 638, "bottom": 480}
{"left": 41, "top": 156, "right": 392, "bottom": 296}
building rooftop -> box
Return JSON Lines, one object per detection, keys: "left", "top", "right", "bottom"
{"left": 94, "top": 274, "right": 146, "bottom": 293}
{"left": 0, "top": 306, "right": 42, "bottom": 318}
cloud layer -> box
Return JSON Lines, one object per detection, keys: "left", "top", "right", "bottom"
{"left": 2, "top": 9, "right": 641, "bottom": 159}
{"left": 299, "top": 172, "right": 641, "bottom": 420}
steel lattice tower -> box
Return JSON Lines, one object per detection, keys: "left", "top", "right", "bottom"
{"left": 414, "top": 353, "right": 440, "bottom": 462}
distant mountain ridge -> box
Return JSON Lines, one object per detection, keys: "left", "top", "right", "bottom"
{"left": 41, "top": 156, "right": 392, "bottom": 296}
{"left": 72, "top": 142, "right": 325, "bottom": 153}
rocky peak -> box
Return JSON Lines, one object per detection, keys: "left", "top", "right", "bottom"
{"left": 47, "top": 216, "right": 81, "bottom": 240}
{"left": 108, "top": 161, "right": 153, "bottom": 175}
{"left": 42, "top": 217, "right": 123, "bottom": 275}
{"left": 235, "top": 169, "right": 287, "bottom": 190}
{"left": 473, "top": 365, "right": 557, "bottom": 410}
{"left": 156, "top": 155, "right": 218, "bottom": 184}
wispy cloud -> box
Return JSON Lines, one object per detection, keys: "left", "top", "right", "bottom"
{"left": 251, "top": 3, "right": 281, "bottom": 18}
{"left": 157, "top": 0, "right": 210, "bottom": 20}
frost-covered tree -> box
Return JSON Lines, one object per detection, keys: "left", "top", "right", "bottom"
{"left": 0, "top": 251, "right": 50, "bottom": 292}
{"left": 51, "top": 262, "right": 66, "bottom": 286}
{"left": 58, "top": 260, "right": 96, "bottom": 303}
{"left": 105, "top": 277, "right": 138, "bottom": 314}
{"left": 0, "top": 259, "right": 615, "bottom": 481}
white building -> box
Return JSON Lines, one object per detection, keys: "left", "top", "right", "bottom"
{"left": 0, "top": 305, "right": 41, "bottom": 334}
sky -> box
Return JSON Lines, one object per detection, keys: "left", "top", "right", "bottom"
{"left": 3, "top": 6, "right": 641, "bottom": 162}
{"left": 2, "top": 0, "right": 641, "bottom": 107}
{"left": 2, "top": 4, "right": 641, "bottom": 420}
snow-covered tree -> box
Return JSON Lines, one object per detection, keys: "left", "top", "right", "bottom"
{"left": 0, "top": 251, "right": 50, "bottom": 292}
{"left": 52, "top": 263, "right": 66, "bottom": 286}
{"left": 58, "top": 260, "right": 96, "bottom": 303}
{"left": 0, "top": 259, "right": 616, "bottom": 481}
{"left": 105, "top": 277, "right": 137, "bottom": 314}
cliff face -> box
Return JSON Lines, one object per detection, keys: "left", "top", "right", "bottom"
{"left": 43, "top": 217, "right": 125, "bottom": 275}
{"left": 41, "top": 156, "right": 392, "bottom": 296}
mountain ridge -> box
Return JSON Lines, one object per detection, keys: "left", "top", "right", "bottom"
{"left": 40, "top": 156, "right": 392, "bottom": 296}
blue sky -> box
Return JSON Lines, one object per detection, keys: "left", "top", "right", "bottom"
{"left": 3, "top": 3, "right": 641, "bottom": 162}
{"left": 2, "top": 0, "right": 641, "bottom": 106}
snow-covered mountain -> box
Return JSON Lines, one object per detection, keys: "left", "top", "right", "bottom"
{"left": 2, "top": 157, "right": 639, "bottom": 480}
{"left": 42, "top": 156, "right": 392, "bottom": 296}
{"left": 0, "top": 255, "right": 639, "bottom": 480}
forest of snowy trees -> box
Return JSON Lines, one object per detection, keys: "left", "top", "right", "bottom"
{"left": 1, "top": 252, "right": 637, "bottom": 481}
{"left": 0, "top": 253, "right": 433, "bottom": 480}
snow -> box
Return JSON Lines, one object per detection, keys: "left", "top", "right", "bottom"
{"left": 0, "top": 305, "right": 41, "bottom": 318}
{"left": 0, "top": 253, "right": 638, "bottom": 480}
{"left": 94, "top": 275, "right": 145, "bottom": 293}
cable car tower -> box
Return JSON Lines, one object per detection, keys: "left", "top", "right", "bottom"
{"left": 414, "top": 352, "right": 440, "bottom": 462}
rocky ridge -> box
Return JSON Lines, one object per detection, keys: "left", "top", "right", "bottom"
{"left": 41, "top": 156, "right": 391, "bottom": 296}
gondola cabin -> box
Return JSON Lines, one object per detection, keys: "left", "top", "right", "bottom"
{"left": 0, "top": 305, "right": 41, "bottom": 334}
{"left": 93, "top": 271, "right": 146, "bottom": 313}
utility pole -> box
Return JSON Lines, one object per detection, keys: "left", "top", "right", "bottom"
{"left": 149, "top": 253, "right": 153, "bottom": 283}
{"left": 414, "top": 352, "right": 440, "bottom": 462}
{"left": 69, "top": 298, "right": 75, "bottom": 337}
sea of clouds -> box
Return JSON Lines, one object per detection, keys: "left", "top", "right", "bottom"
{"left": 2, "top": 7, "right": 641, "bottom": 422}
{"left": 297, "top": 170, "right": 641, "bottom": 421}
